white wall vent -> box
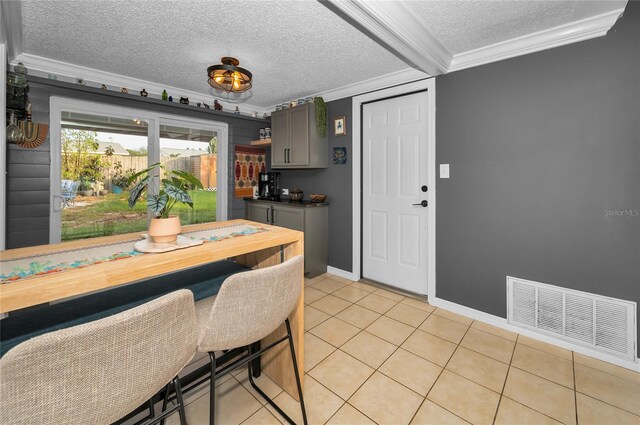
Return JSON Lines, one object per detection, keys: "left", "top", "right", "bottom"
{"left": 507, "top": 276, "right": 636, "bottom": 361}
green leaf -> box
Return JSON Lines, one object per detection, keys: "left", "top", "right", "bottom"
{"left": 165, "top": 185, "right": 193, "bottom": 207}
{"left": 128, "top": 175, "right": 149, "bottom": 208}
{"left": 147, "top": 193, "right": 168, "bottom": 216}
{"left": 127, "top": 162, "right": 162, "bottom": 184}
{"left": 172, "top": 170, "right": 204, "bottom": 190}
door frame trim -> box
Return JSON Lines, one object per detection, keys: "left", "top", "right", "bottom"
{"left": 352, "top": 78, "right": 436, "bottom": 298}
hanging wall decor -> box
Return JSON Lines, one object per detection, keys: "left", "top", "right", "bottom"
{"left": 234, "top": 145, "right": 267, "bottom": 198}
{"left": 333, "top": 147, "right": 347, "bottom": 164}
{"left": 18, "top": 122, "right": 49, "bottom": 148}
{"left": 334, "top": 116, "right": 346, "bottom": 136}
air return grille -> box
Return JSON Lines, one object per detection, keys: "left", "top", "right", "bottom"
{"left": 507, "top": 277, "right": 636, "bottom": 360}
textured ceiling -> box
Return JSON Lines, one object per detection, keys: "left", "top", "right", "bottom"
{"left": 404, "top": 0, "right": 626, "bottom": 54}
{"left": 21, "top": 0, "right": 407, "bottom": 108}
{"left": 20, "top": 1, "right": 626, "bottom": 107}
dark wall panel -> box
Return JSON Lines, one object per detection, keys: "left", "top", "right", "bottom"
{"left": 277, "top": 98, "right": 353, "bottom": 271}
{"left": 435, "top": 4, "right": 640, "bottom": 353}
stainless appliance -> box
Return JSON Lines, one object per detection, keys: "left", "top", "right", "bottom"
{"left": 258, "top": 172, "right": 281, "bottom": 201}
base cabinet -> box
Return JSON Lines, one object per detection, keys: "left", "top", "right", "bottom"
{"left": 246, "top": 201, "right": 328, "bottom": 277}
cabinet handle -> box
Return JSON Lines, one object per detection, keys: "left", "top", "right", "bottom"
{"left": 266, "top": 208, "right": 269, "bottom": 223}
{"left": 285, "top": 149, "right": 289, "bottom": 163}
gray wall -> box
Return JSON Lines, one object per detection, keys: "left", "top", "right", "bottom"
{"left": 436, "top": 3, "right": 639, "bottom": 352}
{"left": 277, "top": 98, "right": 353, "bottom": 272}
{"left": 5, "top": 77, "right": 267, "bottom": 248}
{"left": 6, "top": 84, "right": 52, "bottom": 248}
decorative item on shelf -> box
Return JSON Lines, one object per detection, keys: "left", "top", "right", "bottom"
{"left": 207, "top": 57, "right": 252, "bottom": 93}
{"left": 214, "top": 99, "right": 223, "bottom": 111}
{"left": 16, "top": 103, "right": 48, "bottom": 149}
{"left": 333, "top": 147, "right": 347, "bottom": 164}
{"left": 7, "top": 72, "right": 28, "bottom": 110}
{"left": 251, "top": 111, "right": 257, "bottom": 118}
{"left": 76, "top": 78, "right": 86, "bottom": 86}
{"left": 310, "top": 194, "right": 326, "bottom": 203}
{"left": 140, "top": 88, "right": 148, "bottom": 97}
{"left": 234, "top": 106, "right": 240, "bottom": 115}
{"left": 290, "top": 189, "right": 304, "bottom": 202}
{"left": 275, "top": 105, "right": 282, "bottom": 111}
{"left": 264, "top": 127, "right": 271, "bottom": 139}
{"left": 127, "top": 162, "right": 204, "bottom": 243}
{"left": 162, "top": 89, "right": 168, "bottom": 100}
{"left": 290, "top": 100, "right": 298, "bottom": 108}
{"left": 197, "top": 102, "right": 201, "bottom": 107}
{"left": 259, "top": 128, "right": 266, "bottom": 140}
{"left": 203, "top": 102, "right": 210, "bottom": 109}
{"left": 263, "top": 113, "right": 268, "bottom": 119}
{"left": 121, "top": 87, "right": 128, "bottom": 94}
{"left": 315, "top": 97, "right": 327, "bottom": 137}
{"left": 6, "top": 112, "right": 24, "bottom": 144}
{"left": 179, "top": 97, "right": 189, "bottom": 105}
{"left": 305, "top": 97, "right": 313, "bottom": 104}
{"left": 47, "top": 73, "right": 58, "bottom": 80}
{"left": 334, "top": 115, "right": 346, "bottom": 136}
{"left": 14, "top": 62, "right": 28, "bottom": 75}
{"left": 168, "top": 96, "right": 173, "bottom": 102}
{"left": 101, "top": 84, "right": 107, "bottom": 90}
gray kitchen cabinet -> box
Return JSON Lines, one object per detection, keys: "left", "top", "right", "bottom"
{"left": 247, "top": 202, "right": 271, "bottom": 225}
{"left": 245, "top": 199, "right": 328, "bottom": 277}
{"left": 272, "top": 205, "right": 304, "bottom": 231}
{"left": 271, "top": 103, "right": 327, "bottom": 169}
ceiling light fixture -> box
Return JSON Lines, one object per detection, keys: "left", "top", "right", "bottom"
{"left": 207, "top": 57, "right": 252, "bottom": 93}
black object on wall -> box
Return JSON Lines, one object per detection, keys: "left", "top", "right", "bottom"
{"left": 278, "top": 97, "right": 353, "bottom": 272}
{"left": 436, "top": 3, "right": 639, "bottom": 354}
{"left": 5, "top": 77, "right": 267, "bottom": 249}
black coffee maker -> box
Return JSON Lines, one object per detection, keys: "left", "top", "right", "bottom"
{"left": 258, "top": 172, "right": 281, "bottom": 201}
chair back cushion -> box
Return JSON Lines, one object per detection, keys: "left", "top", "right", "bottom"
{"left": 0, "top": 290, "right": 196, "bottom": 425}
{"left": 198, "top": 255, "right": 303, "bottom": 351}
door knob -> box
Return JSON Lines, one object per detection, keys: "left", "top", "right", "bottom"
{"left": 412, "top": 200, "right": 428, "bottom": 207}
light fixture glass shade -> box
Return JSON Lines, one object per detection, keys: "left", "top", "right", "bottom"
{"left": 207, "top": 57, "right": 252, "bottom": 93}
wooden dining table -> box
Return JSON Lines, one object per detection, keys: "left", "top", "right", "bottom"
{"left": 0, "top": 219, "right": 305, "bottom": 400}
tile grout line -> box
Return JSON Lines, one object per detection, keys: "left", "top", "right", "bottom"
{"left": 573, "top": 351, "right": 579, "bottom": 425}
{"left": 491, "top": 331, "right": 518, "bottom": 425}
{"left": 408, "top": 318, "right": 477, "bottom": 425}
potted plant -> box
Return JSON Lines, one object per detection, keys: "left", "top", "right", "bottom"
{"left": 78, "top": 178, "right": 94, "bottom": 196}
{"left": 127, "top": 163, "right": 203, "bottom": 243}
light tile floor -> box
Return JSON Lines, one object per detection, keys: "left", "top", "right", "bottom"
{"left": 167, "top": 273, "right": 640, "bottom": 425}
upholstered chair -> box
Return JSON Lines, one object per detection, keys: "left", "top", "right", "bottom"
{"left": 196, "top": 255, "right": 307, "bottom": 425}
{"left": 0, "top": 289, "right": 197, "bottom": 425}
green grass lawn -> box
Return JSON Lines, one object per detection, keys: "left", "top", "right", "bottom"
{"left": 62, "top": 190, "right": 217, "bottom": 241}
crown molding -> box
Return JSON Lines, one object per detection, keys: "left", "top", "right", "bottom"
{"left": 0, "top": 0, "right": 23, "bottom": 63}
{"left": 449, "top": 6, "right": 626, "bottom": 72}
{"left": 11, "top": 53, "right": 271, "bottom": 115}
{"left": 324, "top": 0, "right": 451, "bottom": 76}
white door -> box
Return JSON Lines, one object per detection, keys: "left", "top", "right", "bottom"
{"left": 362, "top": 91, "right": 429, "bottom": 294}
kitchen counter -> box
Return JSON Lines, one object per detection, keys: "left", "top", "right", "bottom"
{"left": 243, "top": 197, "right": 329, "bottom": 207}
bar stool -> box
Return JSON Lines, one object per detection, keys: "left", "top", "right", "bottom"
{"left": 196, "top": 255, "right": 307, "bottom": 425}
{"left": 0, "top": 290, "right": 197, "bottom": 425}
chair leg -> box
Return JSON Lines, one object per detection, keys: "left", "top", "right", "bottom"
{"left": 285, "top": 318, "right": 308, "bottom": 425}
{"left": 174, "top": 377, "right": 188, "bottom": 425}
{"left": 209, "top": 352, "right": 217, "bottom": 425}
{"left": 160, "top": 383, "right": 170, "bottom": 425}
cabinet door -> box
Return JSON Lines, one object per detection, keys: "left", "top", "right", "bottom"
{"left": 247, "top": 203, "right": 271, "bottom": 225}
{"left": 272, "top": 205, "right": 304, "bottom": 231}
{"left": 288, "top": 105, "right": 309, "bottom": 166}
{"left": 271, "top": 110, "right": 290, "bottom": 167}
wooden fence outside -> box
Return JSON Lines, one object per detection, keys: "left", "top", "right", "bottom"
{"left": 101, "top": 155, "right": 217, "bottom": 190}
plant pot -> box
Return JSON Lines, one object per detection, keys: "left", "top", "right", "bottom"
{"left": 112, "top": 186, "right": 123, "bottom": 194}
{"left": 148, "top": 215, "right": 181, "bottom": 243}
{"left": 99, "top": 190, "right": 108, "bottom": 196}
{"left": 79, "top": 190, "right": 93, "bottom": 196}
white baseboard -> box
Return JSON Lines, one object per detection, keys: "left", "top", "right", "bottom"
{"left": 430, "top": 296, "right": 640, "bottom": 372}
{"left": 326, "top": 266, "right": 356, "bottom": 281}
